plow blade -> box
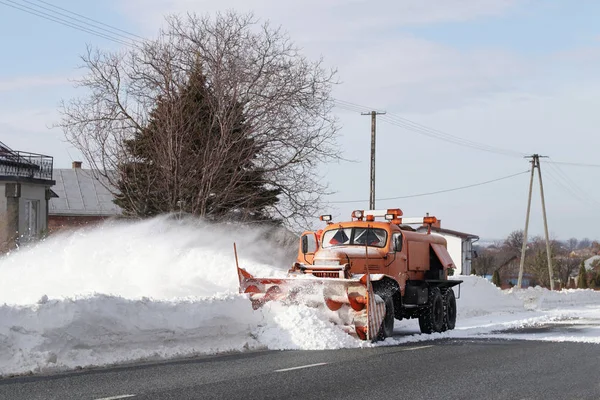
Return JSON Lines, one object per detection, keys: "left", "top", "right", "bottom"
{"left": 236, "top": 260, "right": 387, "bottom": 341}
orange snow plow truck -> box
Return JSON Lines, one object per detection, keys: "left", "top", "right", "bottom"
{"left": 235, "top": 208, "right": 462, "bottom": 341}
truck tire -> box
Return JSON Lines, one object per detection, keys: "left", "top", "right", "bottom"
{"left": 377, "top": 294, "right": 395, "bottom": 340}
{"left": 418, "top": 287, "right": 444, "bottom": 334}
{"left": 442, "top": 288, "right": 457, "bottom": 331}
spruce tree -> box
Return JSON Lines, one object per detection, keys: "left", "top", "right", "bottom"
{"left": 492, "top": 269, "right": 501, "bottom": 287}
{"left": 114, "top": 64, "right": 280, "bottom": 223}
{"left": 577, "top": 261, "right": 588, "bottom": 289}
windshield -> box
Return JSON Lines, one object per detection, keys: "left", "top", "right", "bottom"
{"left": 322, "top": 227, "right": 387, "bottom": 248}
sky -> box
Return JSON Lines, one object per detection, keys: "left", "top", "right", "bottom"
{"left": 1, "top": 0, "right": 600, "bottom": 241}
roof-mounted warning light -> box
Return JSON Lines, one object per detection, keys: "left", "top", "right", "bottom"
{"left": 384, "top": 208, "right": 403, "bottom": 224}
{"left": 351, "top": 210, "right": 364, "bottom": 220}
{"left": 423, "top": 216, "right": 437, "bottom": 225}
{"left": 320, "top": 215, "right": 333, "bottom": 224}
{"left": 423, "top": 213, "right": 437, "bottom": 234}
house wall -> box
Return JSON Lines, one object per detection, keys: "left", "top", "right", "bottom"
{"left": 0, "top": 184, "right": 6, "bottom": 214}
{"left": 444, "top": 235, "right": 464, "bottom": 274}
{"left": 0, "top": 184, "right": 7, "bottom": 249}
{"left": 48, "top": 215, "right": 112, "bottom": 233}
{"left": 462, "top": 239, "right": 473, "bottom": 275}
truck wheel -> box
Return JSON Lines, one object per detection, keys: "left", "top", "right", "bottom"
{"left": 442, "top": 288, "right": 457, "bottom": 331}
{"left": 376, "top": 294, "right": 395, "bottom": 340}
{"left": 418, "top": 287, "right": 444, "bottom": 334}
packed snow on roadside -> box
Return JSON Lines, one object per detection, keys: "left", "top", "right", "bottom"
{"left": 1, "top": 216, "right": 599, "bottom": 377}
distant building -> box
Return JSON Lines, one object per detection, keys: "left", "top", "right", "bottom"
{"left": 48, "top": 161, "right": 122, "bottom": 232}
{"left": 584, "top": 255, "right": 600, "bottom": 271}
{"left": 417, "top": 220, "right": 479, "bottom": 275}
{"left": 0, "top": 141, "right": 56, "bottom": 250}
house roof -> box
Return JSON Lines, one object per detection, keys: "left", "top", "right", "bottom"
{"left": 416, "top": 226, "right": 479, "bottom": 240}
{"left": 49, "top": 169, "right": 122, "bottom": 216}
{"left": 584, "top": 255, "right": 600, "bottom": 270}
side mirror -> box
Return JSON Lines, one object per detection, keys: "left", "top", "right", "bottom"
{"left": 301, "top": 235, "right": 309, "bottom": 254}
{"left": 394, "top": 236, "right": 403, "bottom": 252}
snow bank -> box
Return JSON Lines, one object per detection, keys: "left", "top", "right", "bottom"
{"left": 0, "top": 295, "right": 360, "bottom": 377}
{"left": 0, "top": 217, "right": 360, "bottom": 376}
{"left": 0, "top": 217, "right": 599, "bottom": 376}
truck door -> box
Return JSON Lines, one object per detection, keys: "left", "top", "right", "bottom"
{"left": 391, "top": 232, "right": 408, "bottom": 292}
{"left": 297, "top": 231, "right": 319, "bottom": 265}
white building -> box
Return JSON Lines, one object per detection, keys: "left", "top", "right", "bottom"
{"left": 417, "top": 220, "right": 479, "bottom": 275}
{"left": 0, "top": 142, "right": 57, "bottom": 251}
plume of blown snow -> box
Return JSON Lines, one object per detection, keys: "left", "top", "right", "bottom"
{"left": 0, "top": 216, "right": 294, "bottom": 305}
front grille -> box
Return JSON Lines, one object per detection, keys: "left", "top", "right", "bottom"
{"left": 312, "top": 271, "right": 341, "bottom": 278}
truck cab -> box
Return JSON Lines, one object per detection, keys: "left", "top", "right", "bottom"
{"left": 292, "top": 208, "right": 461, "bottom": 335}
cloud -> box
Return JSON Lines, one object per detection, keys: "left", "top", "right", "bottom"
{"left": 115, "top": 0, "right": 521, "bottom": 33}
{"left": 110, "top": 0, "right": 529, "bottom": 113}
{"left": 333, "top": 36, "right": 529, "bottom": 113}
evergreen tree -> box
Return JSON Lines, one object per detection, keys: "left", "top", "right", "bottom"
{"left": 114, "top": 64, "right": 280, "bottom": 223}
{"left": 492, "top": 269, "right": 501, "bottom": 287}
{"left": 577, "top": 261, "right": 588, "bottom": 289}
{"left": 590, "top": 270, "right": 600, "bottom": 289}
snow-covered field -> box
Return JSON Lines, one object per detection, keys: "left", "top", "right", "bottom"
{"left": 1, "top": 217, "right": 599, "bottom": 377}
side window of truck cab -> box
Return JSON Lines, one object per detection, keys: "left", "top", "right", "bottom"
{"left": 301, "top": 232, "right": 318, "bottom": 254}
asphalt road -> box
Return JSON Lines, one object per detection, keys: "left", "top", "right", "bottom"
{"left": 1, "top": 337, "right": 599, "bottom": 400}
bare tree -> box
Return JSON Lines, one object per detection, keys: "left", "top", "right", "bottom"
{"left": 472, "top": 250, "right": 496, "bottom": 276}
{"left": 524, "top": 236, "right": 561, "bottom": 288}
{"left": 555, "top": 254, "right": 583, "bottom": 287}
{"left": 58, "top": 11, "right": 340, "bottom": 229}
{"left": 503, "top": 230, "right": 524, "bottom": 255}
{"left": 578, "top": 238, "right": 592, "bottom": 249}
{"left": 566, "top": 237, "right": 578, "bottom": 252}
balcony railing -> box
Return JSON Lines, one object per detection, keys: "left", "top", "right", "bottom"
{"left": 0, "top": 150, "right": 54, "bottom": 181}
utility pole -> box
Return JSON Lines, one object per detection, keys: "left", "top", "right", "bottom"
{"left": 361, "top": 110, "right": 386, "bottom": 210}
{"left": 536, "top": 156, "right": 555, "bottom": 290}
{"left": 517, "top": 159, "right": 535, "bottom": 289}
{"left": 516, "top": 154, "right": 554, "bottom": 290}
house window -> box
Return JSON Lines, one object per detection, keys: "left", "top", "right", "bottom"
{"left": 24, "top": 200, "right": 39, "bottom": 239}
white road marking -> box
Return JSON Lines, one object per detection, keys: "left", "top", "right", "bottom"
{"left": 275, "top": 362, "right": 328, "bottom": 372}
{"left": 402, "top": 345, "right": 434, "bottom": 351}
{"left": 94, "top": 395, "right": 136, "bottom": 400}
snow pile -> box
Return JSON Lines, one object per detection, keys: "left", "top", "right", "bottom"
{"left": 0, "top": 217, "right": 359, "bottom": 377}
{"left": 0, "top": 216, "right": 599, "bottom": 376}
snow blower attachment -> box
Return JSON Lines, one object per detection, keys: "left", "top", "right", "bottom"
{"left": 235, "top": 242, "right": 386, "bottom": 340}
{"left": 234, "top": 208, "right": 463, "bottom": 342}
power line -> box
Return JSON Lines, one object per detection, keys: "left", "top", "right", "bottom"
{"left": 0, "top": 0, "right": 138, "bottom": 47}
{"left": 550, "top": 161, "right": 600, "bottom": 168}
{"left": 31, "top": 0, "right": 145, "bottom": 40}
{"left": 329, "top": 170, "right": 529, "bottom": 204}
{"left": 18, "top": 0, "right": 143, "bottom": 43}
{"left": 333, "top": 99, "right": 526, "bottom": 158}
{"left": 545, "top": 159, "right": 600, "bottom": 207}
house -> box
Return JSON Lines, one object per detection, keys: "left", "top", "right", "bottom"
{"left": 584, "top": 255, "right": 600, "bottom": 271}
{"left": 416, "top": 220, "right": 479, "bottom": 275}
{"left": 0, "top": 141, "right": 56, "bottom": 250}
{"left": 48, "top": 161, "right": 122, "bottom": 232}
